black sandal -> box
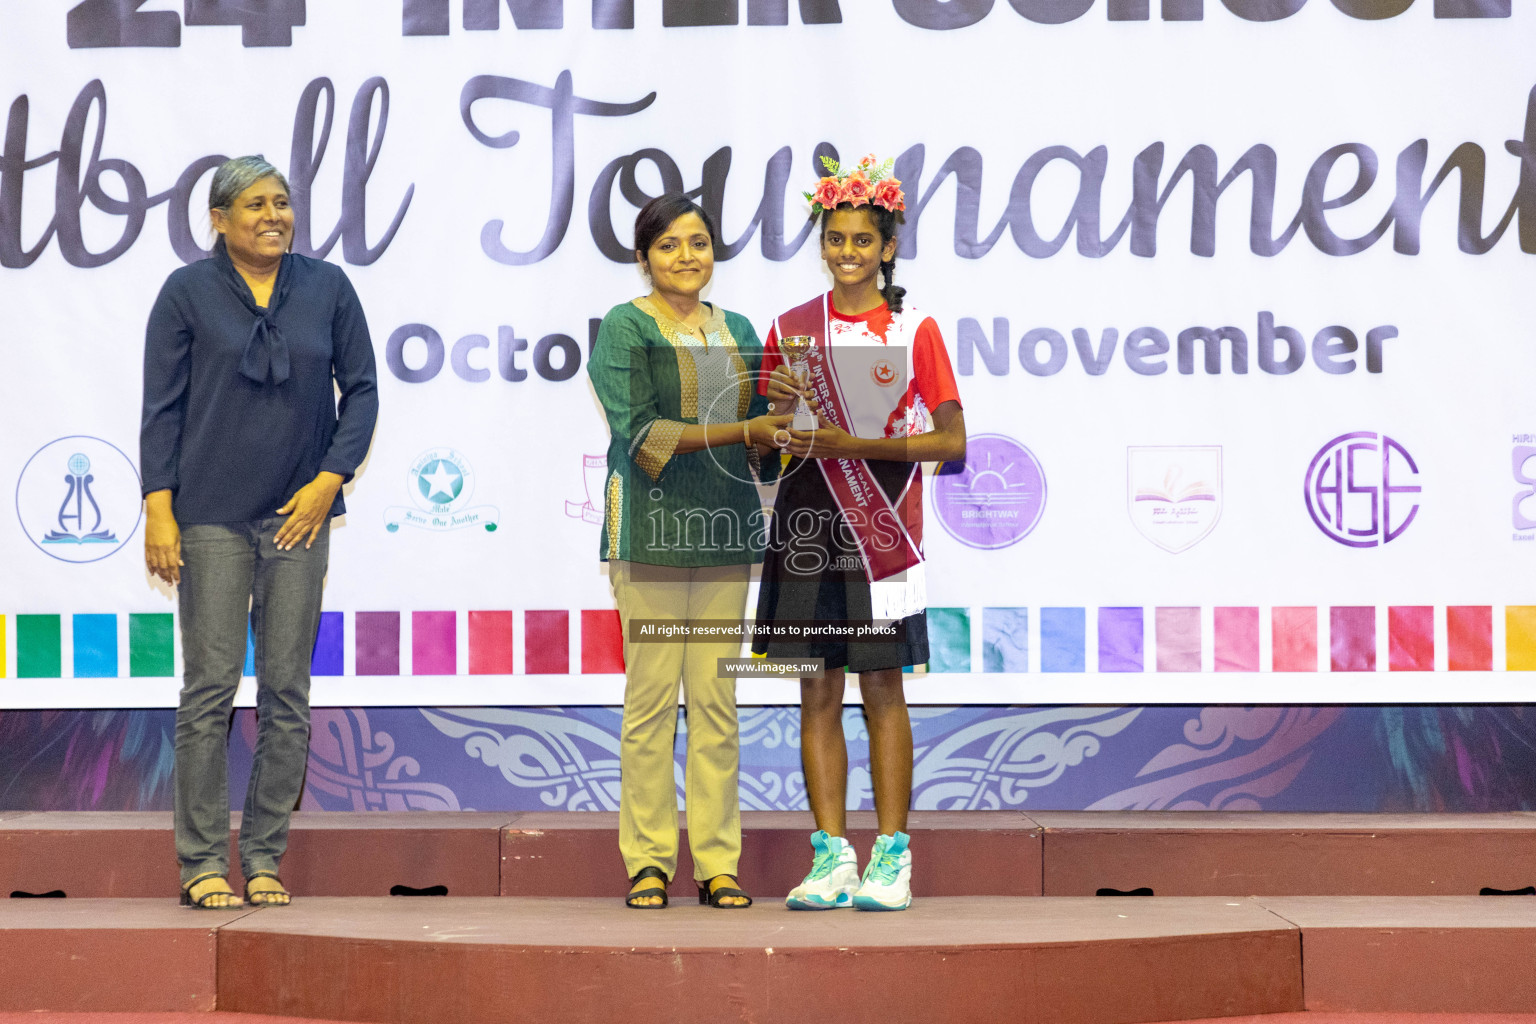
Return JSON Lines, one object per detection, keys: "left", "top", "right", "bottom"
{"left": 626, "top": 866, "right": 669, "bottom": 909}
{"left": 180, "top": 872, "right": 243, "bottom": 910}
{"left": 243, "top": 871, "right": 291, "bottom": 906}
{"left": 698, "top": 875, "right": 752, "bottom": 908}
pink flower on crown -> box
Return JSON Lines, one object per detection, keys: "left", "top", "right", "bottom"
{"left": 873, "top": 177, "right": 906, "bottom": 212}
{"left": 811, "top": 176, "right": 843, "bottom": 211}
{"left": 859, "top": 153, "right": 879, "bottom": 170}
{"left": 843, "top": 171, "right": 873, "bottom": 207}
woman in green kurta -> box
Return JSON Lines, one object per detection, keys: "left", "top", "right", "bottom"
{"left": 588, "top": 193, "right": 791, "bottom": 909}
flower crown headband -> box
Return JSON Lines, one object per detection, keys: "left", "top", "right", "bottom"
{"left": 804, "top": 154, "right": 907, "bottom": 217}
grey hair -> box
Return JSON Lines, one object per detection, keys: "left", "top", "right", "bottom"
{"left": 208, "top": 155, "right": 289, "bottom": 212}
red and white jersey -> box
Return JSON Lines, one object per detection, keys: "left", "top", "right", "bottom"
{"left": 762, "top": 293, "right": 963, "bottom": 440}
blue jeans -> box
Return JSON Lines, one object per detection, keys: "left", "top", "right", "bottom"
{"left": 174, "top": 517, "right": 328, "bottom": 886}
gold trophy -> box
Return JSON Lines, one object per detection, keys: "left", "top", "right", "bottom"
{"left": 778, "top": 334, "right": 818, "bottom": 431}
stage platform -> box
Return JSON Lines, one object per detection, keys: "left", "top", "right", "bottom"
{"left": 6, "top": 810, "right": 1535, "bottom": 899}
{"left": 502, "top": 809, "right": 1044, "bottom": 897}
{"left": 2, "top": 895, "right": 1534, "bottom": 1022}
{"left": 1032, "top": 812, "right": 1536, "bottom": 896}
{"left": 1, "top": 812, "right": 1534, "bottom": 1022}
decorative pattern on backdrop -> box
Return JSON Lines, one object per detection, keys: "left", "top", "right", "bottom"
{"left": 2, "top": 705, "right": 1533, "bottom": 814}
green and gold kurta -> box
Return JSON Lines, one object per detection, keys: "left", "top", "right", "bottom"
{"left": 588, "top": 297, "right": 777, "bottom": 567}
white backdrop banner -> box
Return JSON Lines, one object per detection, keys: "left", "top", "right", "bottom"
{"left": 3, "top": 0, "right": 1534, "bottom": 707}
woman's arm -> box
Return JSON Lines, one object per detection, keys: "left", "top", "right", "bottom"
{"left": 589, "top": 309, "right": 683, "bottom": 482}
{"left": 590, "top": 309, "right": 793, "bottom": 477}
{"left": 140, "top": 280, "right": 192, "bottom": 500}
{"left": 317, "top": 271, "right": 380, "bottom": 480}
{"left": 673, "top": 323, "right": 796, "bottom": 456}
{"left": 672, "top": 414, "right": 792, "bottom": 455}
{"left": 277, "top": 270, "right": 379, "bottom": 551}
{"left": 141, "top": 279, "right": 193, "bottom": 585}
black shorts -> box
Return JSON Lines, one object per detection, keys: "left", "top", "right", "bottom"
{"left": 751, "top": 456, "right": 928, "bottom": 673}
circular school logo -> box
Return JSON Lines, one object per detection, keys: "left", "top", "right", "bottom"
{"left": 385, "top": 447, "right": 500, "bottom": 533}
{"left": 15, "top": 436, "right": 142, "bottom": 563}
{"left": 870, "top": 359, "right": 899, "bottom": 388}
{"left": 1304, "top": 431, "right": 1421, "bottom": 547}
{"left": 931, "top": 434, "right": 1046, "bottom": 549}
{"left": 416, "top": 454, "right": 466, "bottom": 506}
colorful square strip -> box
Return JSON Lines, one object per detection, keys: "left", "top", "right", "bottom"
{"left": 0, "top": 607, "right": 1529, "bottom": 678}
{"left": 0, "top": 614, "right": 175, "bottom": 679}
{"left": 962, "top": 605, "right": 1500, "bottom": 674}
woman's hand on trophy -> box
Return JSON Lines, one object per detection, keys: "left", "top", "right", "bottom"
{"left": 750, "top": 412, "right": 795, "bottom": 451}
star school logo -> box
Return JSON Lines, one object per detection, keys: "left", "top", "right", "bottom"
{"left": 385, "top": 447, "right": 500, "bottom": 533}
{"left": 417, "top": 457, "right": 463, "bottom": 505}
{"left": 15, "top": 436, "right": 141, "bottom": 563}
{"left": 870, "top": 359, "right": 899, "bottom": 388}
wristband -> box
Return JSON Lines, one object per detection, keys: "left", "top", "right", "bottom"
{"left": 743, "top": 419, "right": 762, "bottom": 479}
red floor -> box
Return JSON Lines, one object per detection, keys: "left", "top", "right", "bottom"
{"left": 3, "top": 812, "right": 1532, "bottom": 1023}
{"left": 1187, "top": 1018, "right": 1536, "bottom": 1024}
{"left": 2, "top": 1012, "right": 1535, "bottom": 1024}
{"left": 0, "top": 1016, "right": 349, "bottom": 1023}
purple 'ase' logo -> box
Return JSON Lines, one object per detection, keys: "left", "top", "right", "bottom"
{"left": 1304, "top": 432, "right": 1420, "bottom": 548}
{"left": 931, "top": 434, "right": 1045, "bottom": 550}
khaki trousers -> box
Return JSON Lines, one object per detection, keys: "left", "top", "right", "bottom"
{"left": 611, "top": 560, "right": 748, "bottom": 883}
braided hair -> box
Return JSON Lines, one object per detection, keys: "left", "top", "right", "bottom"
{"left": 820, "top": 202, "right": 905, "bottom": 313}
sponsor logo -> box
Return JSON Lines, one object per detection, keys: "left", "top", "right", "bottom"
{"left": 15, "top": 436, "right": 141, "bottom": 563}
{"left": 566, "top": 454, "right": 607, "bottom": 525}
{"left": 870, "top": 359, "right": 899, "bottom": 388}
{"left": 930, "top": 433, "right": 1045, "bottom": 550}
{"left": 1127, "top": 446, "right": 1222, "bottom": 553}
{"left": 1513, "top": 434, "right": 1536, "bottom": 540}
{"left": 1304, "top": 432, "right": 1420, "bottom": 547}
{"left": 385, "top": 447, "right": 499, "bottom": 533}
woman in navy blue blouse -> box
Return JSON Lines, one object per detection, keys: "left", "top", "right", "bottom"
{"left": 140, "top": 156, "right": 378, "bottom": 909}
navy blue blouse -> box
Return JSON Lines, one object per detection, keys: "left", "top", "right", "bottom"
{"left": 140, "top": 241, "right": 379, "bottom": 524}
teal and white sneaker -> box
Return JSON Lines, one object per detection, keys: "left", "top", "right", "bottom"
{"left": 785, "top": 830, "right": 859, "bottom": 910}
{"left": 853, "top": 832, "right": 912, "bottom": 911}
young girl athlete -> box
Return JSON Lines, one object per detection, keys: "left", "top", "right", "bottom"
{"left": 756, "top": 155, "right": 966, "bottom": 911}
